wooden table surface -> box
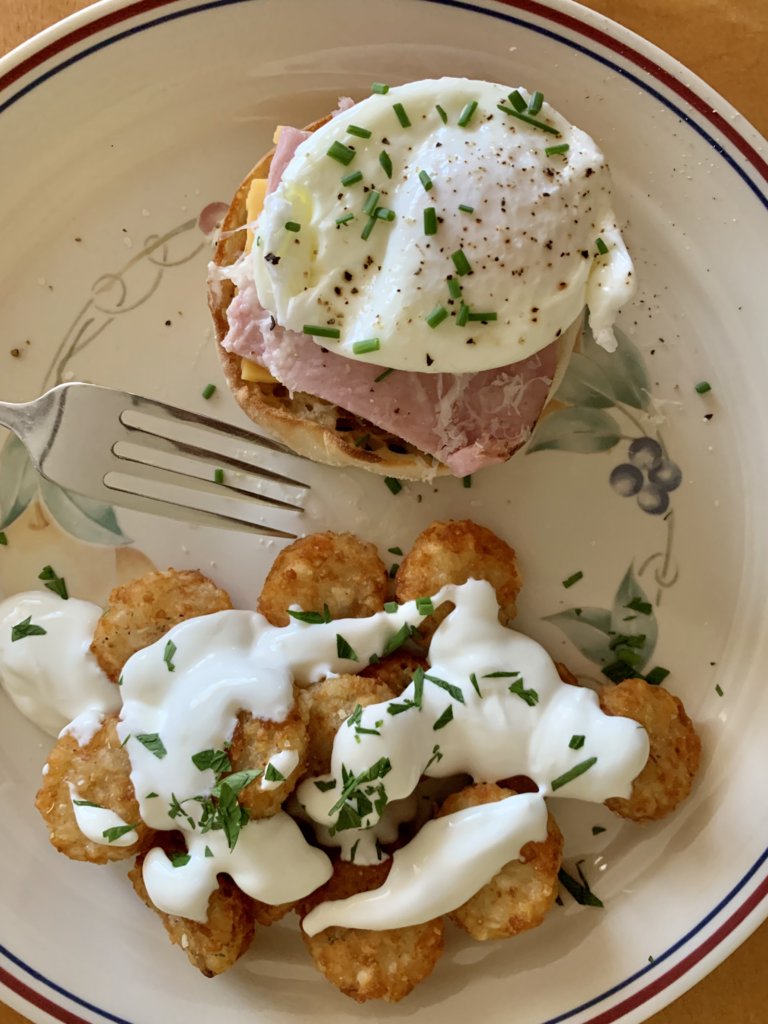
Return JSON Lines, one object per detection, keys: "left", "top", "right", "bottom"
{"left": 1, "top": 1, "right": 767, "bottom": 1022}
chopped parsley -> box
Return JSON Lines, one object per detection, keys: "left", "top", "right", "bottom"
{"left": 551, "top": 757, "right": 597, "bottom": 792}
{"left": 592, "top": 825, "right": 606, "bottom": 836}
{"left": 136, "top": 733, "right": 167, "bottom": 759}
{"left": 336, "top": 634, "right": 359, "bottom": 661}
{"left": 192, "top": 748, "right": 232, "bottom": 776}
{"left": 381, "top": 623, "right": 418, "bottom": 657}
{"left": 425, "top": 744, "right": 443, "bottom": 770}
{"left": 508, "top": 677, "right": 539, "bottom": 707}
{"left": 425, "top": 673, "right": 465, "bottom": 703}
{"left": 204, "top": 845, "right": 214, "bottom": 857}
{"left": 569, "top": 735, "right": 586, "bottom": 750}
{"left": 264, "top": 762, "right": 285, "bottom": 783}
{"left": 469, "top": 672, "right": 483, "bottom": 698}
{"left": 559, "top": 862, "right": 604, "bottom": 907}
{"left": 624, "top": 597, "right": 652, "bottom": 615}
{"left": 170, "top": 853, "right": 191, "bottom": 868}
{"left": 163, "top": 639, "right": 177, "bottom": 672}
{"left": 645, "top": 666, "right": 670, "bottom": 686}
{"left": 103, "top": 824, "right": 137, "bottom": 843}
{"left": 433, "top": 706, "right": 454, "bottom": 730}
{"left": 314, "top": 778, "right": 337, "bottom": 792}
{"left": 11, "top": 616, "right": 47, "bottom": 641}
{"left": 287, "top": 604, "right": 331, "bottom": 624}
{"left": 38, "top": 565, "right": 68, "bottom": 600}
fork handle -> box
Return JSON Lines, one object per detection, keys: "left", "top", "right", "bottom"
{"left": 0, "top": 398, "right": 27, "bottom": 439}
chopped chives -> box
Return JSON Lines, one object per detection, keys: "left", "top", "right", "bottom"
{"left": 213, "top": 468, "right": 224, "bottom": 484}
{"left": 425, "top": 305, "right": 448, "bottom": 329}
{"left": 0, "top": 532, "right": 6, "bottom": 546}
{"left": 374, "top": 367, "right": 395, "bottom": 382}
{"left": 715, "top": 683, "right": 724, "bottom": 697}
{"left": 435, "top": 104, "right": 448, "bottom": 123}
{"left": 463, "top": 475, "right": 472, "bottom": 488}
{"left": 458, "top": 203, "right": 474, "bottom": 213}
{"left": 388, "top": 546, "right": 403, "bottom": 555}
{"left": 347, "top": 124, "right": 372, "bottom": 139}
{"left": 303, "top": 325, "right": 341, "bottom": 339}
{"left": 418, "top": 169, "right": 434, "bottom": 192}
{"left": 695, "top": 381, "right": 712, "bottom": 394}
{"left": 551, "top": 757, "right": 597, "bottom": 792}
{"left": 384, "top": 601, "right": 398, "bottom": 613}
{"left": 508, "top": 89, "right": 527, "bottom": 112}
{"left": 447, "top": 277, "right": 462, "bottom": 299}
{"left": 497, "top": 103, "right": 561, "bottom": 135}
{"left": 645, "top": 666, "right": 670, "bottom": 686}
{"left": 393, "top": 102, "right": 411, "bottom": 127}
{"left": 529, "top": 90, "right": 544, "bottom": 114}
{"left": 375, "top": 207, "right": 396, "bottom": 221}
{"left": 379, "top": 151, "right": 393, "bottom": 178}
{"left": 385, "top": 477, "right": 402, "bottom": 495}
{"left": 467, "top": 311, "right": 497, "bottom": 322}
{"left": 451, "top": 249, "right": 472, "bottom": 276}
{"left": 569, "top": 735, "right": 585, "bottom": 750}
{"left": 423, "top": 206, "right": 437, "bottom": 235}
{"left": 389, "top": 563, "right": 399, "bottom": 578}
{"left": 456, "top": 303, "right": 470, "bottom": 326}
{"left": 327, "top": 140, "right": 356, "bottom": 165}
{"left": 352, "top": 338, "right": 380, "bottom": 355}
{"left": 336, "top": 213, "right": 355, "bottom": 225}
{"left": 562, "top": 570, "right": 583, "bottom": 588}
{"left": 285, "top": 221, "right": 301, "bottom": 232}
{"left": 201, "top": 383, "right": 216, "bottom": 399}
{"left": 363, "top": 190, "right": 381, "bottom": 215}
{"left": 361, "top": 217, "right": 376, "bottom": 240}
{"left": 416, "top": 597, "right": 434, "bottom": 615}
{"left": 545, "top": 143, "right": 570, "bottom": 157}
{"left": 341, "top": 170, "right": 363, "bottom": 186}
{"left": 371, "top": 82, "right": 390, "bottom": 94}
{"left": 595, "top": 237, "right": 609, "bottom": 255}
{"left": 592, "top": 825, "right": 606, "bottom": 836}
{"left": 457, "top": 99, "right": 478, "bottom": 126}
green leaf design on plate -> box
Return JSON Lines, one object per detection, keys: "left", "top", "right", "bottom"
{"left": 527, "top": 407, "right": 621, "bottom": 454}
{"left": 609, "top": 566, "right": 657, "bottom": 672}
{"left": 39, "top": 479, "right": 131, "bottom": 547}
{"left": 544, "top": 565, "right": 657, "bottom": 675}
{"left": 0, "top": 434, "right": 39, "bottom": 530}
{"left": 554, "top": 352, "right": 618, "bottom": 409}
{"left": 542, "top": 606, "right": 614, "bottom": 666}
{"left": 581, "top": 325, "right": 651, "bottom": 411}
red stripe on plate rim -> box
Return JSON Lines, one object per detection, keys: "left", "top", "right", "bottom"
{"left": 0, "top": 1, "right": 767, "bottom": 1022}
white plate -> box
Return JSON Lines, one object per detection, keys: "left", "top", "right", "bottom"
{"left": 1, "top": 1, "right": 767, "bottom": 1022}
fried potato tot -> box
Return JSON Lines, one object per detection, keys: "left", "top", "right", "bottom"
{"left": 91, "top": 569, "right": 232, "bottom": 682}
{"left": 437, "top": 783, "right": 563, "bottom": 941}
{"left": 229, "top": 689, "right": 309, "bottom": 818}
{"left": 599, "top": 678, "right": 701, "bottom": 822}
{"left": 35, "top": 714, "right": 154, "bottom": 864}
{"left": 360, "top": 652, "right": 428, "bottom": 697}
{"left": 297, "top": 859, "right": 444, "bottom": 1003}
{"left": 258, "top": 532, "right": 388, "bottom": 627}
{"left": 129, "top": 845, "right": 255, "bottom": 977}
{"left": 298, "top": 674, "right": 395, "bottom": 777}
{"left": 395, "top": 521, "right": 522, "bottom": 639}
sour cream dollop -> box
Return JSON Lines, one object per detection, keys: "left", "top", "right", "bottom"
{"left": 252, "top": 77, "right": 634, "bottom": 373}
{"left": 0, "top": 592, "right": 119, "bottom": 736}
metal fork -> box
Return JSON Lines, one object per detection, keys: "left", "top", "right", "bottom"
{"left": 0, "top": 383, "right": 308, "bottom": 538}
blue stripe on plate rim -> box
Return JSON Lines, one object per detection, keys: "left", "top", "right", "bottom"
{"left": 0, "top": 1, "right": 765, "bottom": 1022}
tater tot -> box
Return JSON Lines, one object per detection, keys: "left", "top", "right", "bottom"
{"left": 229, "top": 688, "right": 309, "bottom": 818}
{"left": 129, "top": 844, "right": 255, "bottom": 977}
{"left": 298, "top": 674, "right": 395, "bottom": 777}
{"left": 296, "top": 860, "right": 444, "bottom": 1003}
{"left": 395, "top": 521, "right": 522, "bottom": 639}
{"left": 360, "top": 652, "right": 428, "bottom": 697}
{"left": 35, "top": 714, "right": 154, "bottom": 864}
{"left": 437, "top": 783, "right": 563, "bottom": 941}
{"left": 258, "top": 532, "right": 388, "bottom": 627}
{"left": 91, "top": 569, "right": 232, "bottom": 681}
{"left": 599, "top": 678, "right": 701, "bottom": 822}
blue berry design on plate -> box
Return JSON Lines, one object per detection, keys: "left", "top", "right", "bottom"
{"left": 528, "top": 324, "right": 683, "bottom": 517}
{"left": 611, "top": 438, "right": 682, "bottom": 516}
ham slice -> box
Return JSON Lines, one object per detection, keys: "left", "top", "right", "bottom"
{"left": 229, "top": 106, "right": 558, "bottom": 476}
{"left": 223, "top": 282, "right": 557, "bottom": 476}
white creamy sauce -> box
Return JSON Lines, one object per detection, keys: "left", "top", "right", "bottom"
{"left": 68, "top": 784, "right": 138, "bottom": 847}
{"left": 6, "top": 577, "right": 649, "bottom": 931}
{"left": 252, "top": 77, "right": 634, "bottom": 373}
{"left": 60, "top": 708, "right": 106, "bottom": 747}
{"left": 0, "top": 592, "right": 119, "bottom": 736}
{"left": 302, "top": 792, "right": 548, "bottom": 935}
{"left": 142, "top": 815, "right": 332, "bottom": 923}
